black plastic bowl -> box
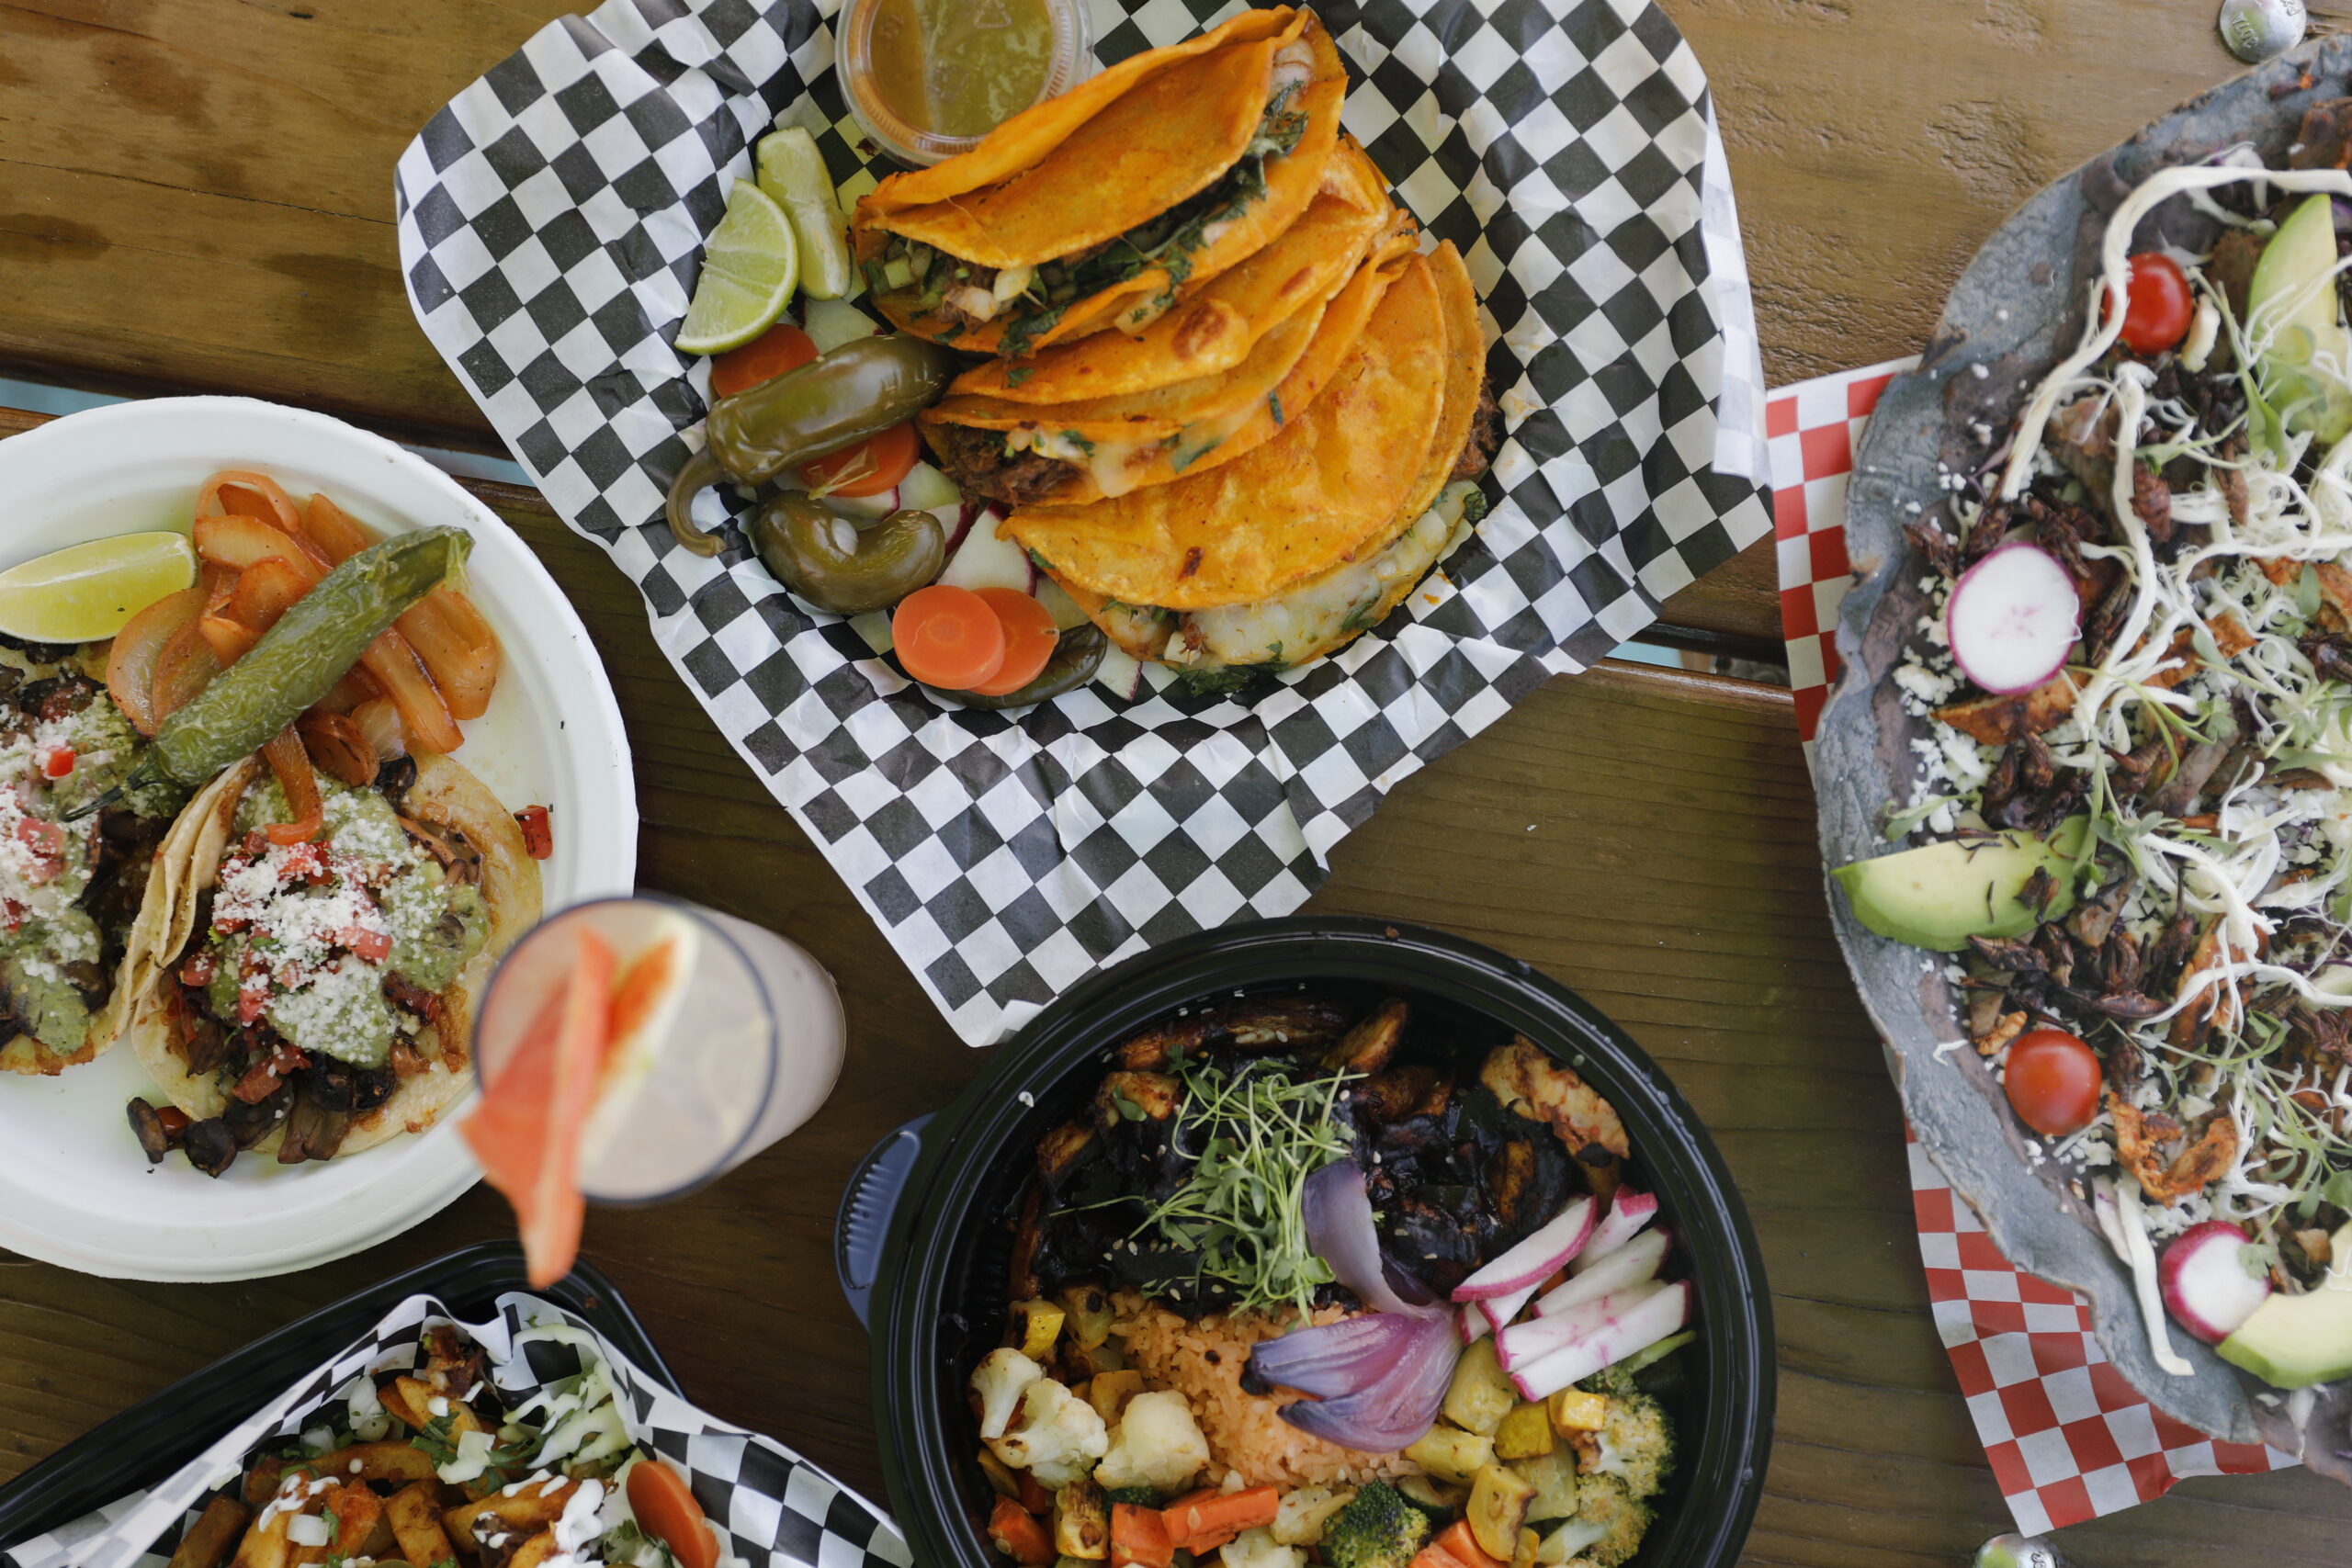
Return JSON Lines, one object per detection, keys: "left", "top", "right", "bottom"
{"left": 866, "top": 917, "right": 1774, "bottom": 1568}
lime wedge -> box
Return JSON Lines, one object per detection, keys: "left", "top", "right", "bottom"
{"left": 0, "top": 532, "right": 197, "bottom": 643}
{"left": 676, "top": 180, "right": 798, "bottom": 355}
{"left": 757, "top": 128, "right": 854, "bottom": 302}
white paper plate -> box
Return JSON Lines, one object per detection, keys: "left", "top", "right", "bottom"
{"left": 0, "top": 397, "right": 636, "bottom": 1280}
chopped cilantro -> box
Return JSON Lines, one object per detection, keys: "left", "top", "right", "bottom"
{"left": 1178, "top": 666, "right": 1258, "bottom": 698}
{"left": 1006, "top": 364, "right": 1035, "bottom": 389}
{"left": 1062, "top": 430, "right": 1097, "bottom": 456}
{"left": 1028, "top": 549, "right": 1056, "bottom": 572}
{"left": 1268, "top": 392, "right": 1284, "bottom": 427}
{"left": 410, "top": 1414, "right": 458, "bottom": 1466}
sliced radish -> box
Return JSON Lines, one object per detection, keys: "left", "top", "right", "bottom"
{"left": 1945, "top": 541, "right": 2080, "bottom": 695}
{"left": 1510, "top": 1280, "right": 1692, "bottom": 1401}
{"left": 1453, "top": 1197, "right": 1597, "bottom": 1301}
{"left": 938, "top": 511, "right": 1033, "bottom": 594}
{"left": 900, "top": 460, "right": 962, "bottom": 513}
{"left": 1569, "top": 1190, "right": 1659, "bottom": 1273}
{"left": 1097, "top": 646, "right": 1144, "bottom": 701}
{"left": 1496, "top": 1280, "right": 1668, "bottom": 1371}
{"left": 2159, "top": 1219, "right": 2271, "bottom": 1344}
{"left": 1537, "top": 1230, "right": 1670, "bottom": 1316}
{"left": 1460, "top": 1305, "right": 1491, "bottom": 1344}
{"left": 828, "top": 486, "right": 901, "bottom": 519}
{"left": 1477, "top": 1280, "right": 1544, "bottom": 1335}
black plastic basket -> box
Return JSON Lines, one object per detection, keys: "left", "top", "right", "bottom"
{"left": 0, "top": 1242, "right": 676, "bottom": 1559}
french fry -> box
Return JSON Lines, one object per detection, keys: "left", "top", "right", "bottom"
{"left": 288, "top": 1483, "right": 384, "bottom": 1568}
{"left": 377, "top": 1378, "right": 432, "bottom": 1430}
{"left": 387, "top": 1483, "right": 457, "bottom": 1568}
{"left": 386, "top": 1376, "right": 485, "bottom": 1437}
{"left": 318, "top": 1442, "right": 441, "bottom": 1485}
{"left": 243, "top": 1458, "right": 287, "bottom": 1511}
{"left": 442, "top": 1481, "right": 582, "bottom": 1544}
{"left": 169, "top": 1495, "right": 252, "bottom": 1568}
{"left": 507, "top": 1532, "right": 560, "bottom": 1568}
{"left": 231, "top": 1499, "right": 296, "bottom": 1568}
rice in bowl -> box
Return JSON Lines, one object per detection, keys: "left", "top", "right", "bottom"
{"left": 1111, "top": 1292, "right": 1423, "bottom": 1490}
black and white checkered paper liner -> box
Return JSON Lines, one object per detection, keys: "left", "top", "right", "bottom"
{"left": 4, "top": 1292, "right": 907, "bottom": 1568}
{"left": 393, "top": 0, "right": 1772, "bottom": 1044}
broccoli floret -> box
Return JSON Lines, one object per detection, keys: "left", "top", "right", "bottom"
{"left": 1538, "top": 1475, "right": 1650, "bottom": 1568}
{"left": 1319, "top": 1482, "right": 1431, "bottom": 1568}
{"left": 1102, "top": 1486, "right": 1162, "bottom": 1507}
{"left": 1585, "top": 1393, "right": 1673, "bottom": 1503}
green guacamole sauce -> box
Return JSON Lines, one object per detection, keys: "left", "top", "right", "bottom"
{"left": 0, "top": 682, "right": 187, "bottom": 1055}
{"left": 205, "top": 775, "right": 489, "bottom": 1067}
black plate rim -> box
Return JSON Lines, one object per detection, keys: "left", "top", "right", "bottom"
{"left": 0, "top": 1241, "right": 678, "bottom": 1557}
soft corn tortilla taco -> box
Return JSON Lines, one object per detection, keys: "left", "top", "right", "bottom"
{"left": 922, "top": 208, "right": 1419, "bottom": 507}
{"left": 1039, "top": 242, "right": 1499, "bottom": 669}
{"left": 945, "top": 139, "right": 1396, "bottom": 407}
{"left": 125, "top": 750, "right": 540, "bottom": 1162}
{"left": 854, "top": 11, "right": 1347, "bottom": 357}
{"left": 1002, "top": 249, "right": 1455, "bottom": 613}
{"left": 0, "top": 657, "right": 191, "bottom": 1077}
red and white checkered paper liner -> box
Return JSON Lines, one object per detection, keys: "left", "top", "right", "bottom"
{"left": 1770, "top": 364, "right": 2300, "bottom": 1531}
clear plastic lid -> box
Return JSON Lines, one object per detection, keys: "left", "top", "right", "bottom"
{"left": 840, "top": 0, "right": 1094, "bottom": 168}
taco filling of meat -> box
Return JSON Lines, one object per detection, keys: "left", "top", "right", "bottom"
{"left": 131, "top": 750, "right": 536, "bottom": 1174}
{"left": 0, "top": 659, "right": 187, "bottom": 1075}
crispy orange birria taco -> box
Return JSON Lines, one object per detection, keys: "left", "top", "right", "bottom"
{"left": 852, "top": 7, "right": 1348, "bottom": 358}
{"left": 123, "top": 751, "right": 540, "bottom": 1170}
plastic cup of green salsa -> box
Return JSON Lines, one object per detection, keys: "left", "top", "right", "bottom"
{"left": 840, "top": 0, "right": 1095, "bottom": 167}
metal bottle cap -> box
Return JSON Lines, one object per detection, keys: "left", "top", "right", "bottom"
{"left": 1976, "top": 1535, "right": 2064, "bottom": 1568}
{"left": 2219, "top": 0, "right": 2307, "bottom": 64}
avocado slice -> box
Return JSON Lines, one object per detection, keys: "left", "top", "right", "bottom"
{"left": 2246, "top": 194, "right": 2352, "bottom": 446}
{"left": 2218, "top": 1222, "right": 2352, "bottom": 1388}
{"left": 1830, "top": 818, "right": 2088, "bottom": 953}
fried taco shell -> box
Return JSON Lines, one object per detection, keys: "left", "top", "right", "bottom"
{"left": 857, "top": 13, "right": 1346, "bottom": 356}
{"left": 1002, "top": 249, "right": 1453, "bottom": 612}
{"left": 124, "top": 751, "right": 542, "bottom": 1158}
{"left": 923, "top": 208, "right": 1420, "bottom": 506}
{"left": 947, "top": 139, "right": 1396, "bottom": 406}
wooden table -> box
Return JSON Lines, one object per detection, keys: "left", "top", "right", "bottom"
{"left": 6, "top": 3, "right": 2352, "bottom": 1562}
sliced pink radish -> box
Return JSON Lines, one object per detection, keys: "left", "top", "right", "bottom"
{"left": 1477, "top": 1280, "right": 1543, "bottom": 1335}
{"left": 1460, "top": 1305, "right": 1491, "bottom": 1344}
{"left": 938, "top": 509, "right": 1031, "bottom": 594}
{"left": 2158, "top": 1219, "right": 2271, "bottom": 1344}
{"left": 1495, "top": 1280, "right": 1668, "bottom": 1371}
{"left": 1537, "top": 1230, "right": 1670, "bottom": 1317}
{"left": 1510, "top": 1280, "right": 1692, "bottom": 1401}
{"left": 1453, "top": 1196, "right": 1597, "bottom": 1301}
{"left": 1945, "top": 541, "right": 2080, "bottom": 695}
{"left": 1568, "top": 1190, "right": 1659, "bottom": 1273}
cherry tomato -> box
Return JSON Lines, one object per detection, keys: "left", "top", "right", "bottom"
{"left": 2004, "top": 1027, "right": 2103, "bottom": 1136}
{"left": 799, "top": 421, "right": 922, "bottom": 498}
{"left": 2116, "top": 253, "right": 2192, "bottom": 355}
{"left": 710, "top": 322, "right": 818, "bottom": 399}
{"left": 627, "top": 1460, "right": 719, "bottom": 1568}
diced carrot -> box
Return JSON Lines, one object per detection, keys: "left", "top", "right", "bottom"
{"left": 987, "top": 1495, "right": 1056, "bottom": 1565}
{"left": 1110, "top": 1504, "right": 1173, "bottom": 1568}
{"left": 1410, "top": 1545, "right": 1474, "bottom": 1568}
{"left": 1159, "top": 1486, "right": 1277, "bottom": 1552}
{"left": 1016, "top": 1472, "right": 1053, "bottom": 1516}
{"left": 1434, "top": 1520, "right": 1505, "bottom": 1568}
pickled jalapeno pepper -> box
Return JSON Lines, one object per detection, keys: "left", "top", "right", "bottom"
{"left": 959, "top": 624, "right": 1107, "bottom": 710}
{"left": 752, "top": 495, "right": 946, "bottom": 616}
{"left": 668, "top": 335, "right": 960, "bottom": 557}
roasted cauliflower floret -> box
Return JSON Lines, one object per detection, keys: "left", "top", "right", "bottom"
{"left": 990, "top": 1377, "right": 1110, "bottom": 1487}
{"left": 1218, "top": 1526, "right": 1305, "bottom": 1568}
{"left": 1091, "top": 1390, "right": 1210, "bottom": 1495}
{"left": 1533, "top": 1475, "right": 1650, "bottom": 1567}
{"left": 1480, "top": 1038, "right": 1628, "bottom": 1160}
{"left": 973, "top": 1347, "right": 1047, "bottom": 1441}
{"left": 1576, "top": 1393, "right": 1673, "bottom": 1502}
